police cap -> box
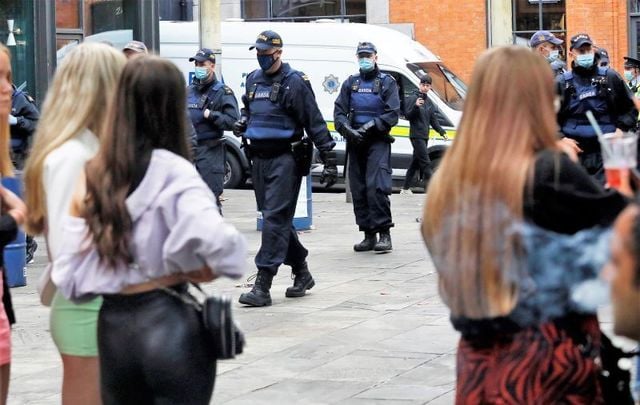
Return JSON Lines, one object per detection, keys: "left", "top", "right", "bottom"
{"left": 624, "top": 56, "right": 640, "bottom": 69}
{"left": 356, "top": 42, "right": 377, "bottom": 56}
{"left": 189, "top": 48, "right": 216, "bottom": 63}
{"left": 570, "top": 33, "right": 593, "bottom": 50}
{"left": 249, "top": 30, "right": 283, "bottom": 51}
{"left": 529, "top": 31, "right": 563, "bottom": 48}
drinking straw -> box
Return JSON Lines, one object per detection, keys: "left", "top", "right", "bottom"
{"left": 585, "top": 110, "right": 604, "bottom": 139}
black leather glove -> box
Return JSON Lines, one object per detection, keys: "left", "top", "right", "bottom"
{"left": 357, "top": 120, "right": 377, "bottom": 137}
{"left": 233, "top": 117, "right": 248, "bottom": 137}
{"left": 208, "top": 111, "right": 223, "bottom": 125}
{"left": 319, "top": 150, "right": 338, "bottom": 188}
{"left": 339, "top": 124, "right": 363, "bottom": 145}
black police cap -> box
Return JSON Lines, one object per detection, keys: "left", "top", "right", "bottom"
{"left": 624, "top": 56, "right": 640, "bottom": 69}
{"left": 249, "top": 30, "right": 283, "bottom": 51}
{"left": 189, "top": 48, "right": 216, "bottom": 63}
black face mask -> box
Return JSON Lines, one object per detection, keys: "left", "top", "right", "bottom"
{"left": 258, "top": 53, "right": 277, "bottom": 71}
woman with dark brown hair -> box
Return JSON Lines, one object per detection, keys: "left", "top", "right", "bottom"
{"left": 422, "top": 46, "right": 628, "bottom": 404}
{"left": 51, "top": 55, "right": 246, "bottom": 404}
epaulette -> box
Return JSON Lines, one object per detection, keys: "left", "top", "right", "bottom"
{"left": 223, "top": 85, "right": 233, "bottom": 95}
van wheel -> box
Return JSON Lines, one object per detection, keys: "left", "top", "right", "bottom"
{"left": 224, "top": 152, "right": 244, "bottom": 189}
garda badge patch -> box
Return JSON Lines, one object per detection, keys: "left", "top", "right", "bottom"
{"left": 323, "top": 74, "right": 340, "bottom": 94}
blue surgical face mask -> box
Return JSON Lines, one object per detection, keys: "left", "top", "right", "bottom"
{"left": 257, "top": 54, "right": 277, "bottom": 71}
{"left": 358, "top": 57, "right": 375, "bottom": 72}
{"left": 547, "top": 50, "right": 560, "bottom": 62}
{"left": 624, "top": 70, "right": 635, "bottom": 81}
{"left": 194, "top": 66, "right": 209, "bottom": 80}
{"left": 575, "top": 53, "right": 595, "bottom": 68}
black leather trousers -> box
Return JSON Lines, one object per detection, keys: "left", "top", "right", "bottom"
{"left": 98, "top": 284, "right": 216, "bottom": 405}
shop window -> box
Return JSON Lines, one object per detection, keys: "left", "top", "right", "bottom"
{"left": 243, "top": 0, "right": 365, "bottom": 22}
{"left": 512, "top": 0, "right": 566, "bottom": 50}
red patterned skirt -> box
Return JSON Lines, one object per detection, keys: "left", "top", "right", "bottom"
{"left": 455, "top": 317, "right": 603, "bottom": 404}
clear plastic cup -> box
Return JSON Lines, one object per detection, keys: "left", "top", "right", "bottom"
{"left": 599, "top": 132, "right": 638, "bottom": 190}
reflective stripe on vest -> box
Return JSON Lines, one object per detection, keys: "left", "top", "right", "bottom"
{"left": 349, "top": 76, "right": 386, "bottom": 128}
{"left": 561, "top": 69, "right": 614, "bottom": 138}
{"left": 245, "top": 81, "right": 297, "bottom": 140}
{"left": 188, "top": 81, "right": 225, "bottom": 141}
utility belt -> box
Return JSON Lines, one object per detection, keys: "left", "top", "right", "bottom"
{"left": 197, "top": 137, "right": 225, "bottom": 148}
{"left": 246, "top": 137, "right": 312, "bottom": 176}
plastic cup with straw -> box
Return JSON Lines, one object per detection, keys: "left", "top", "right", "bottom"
{"left": 586, "top": 110, "right": 637, "bottom": 191}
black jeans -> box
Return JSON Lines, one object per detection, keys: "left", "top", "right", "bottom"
{"left": 98, "top": 284, "right": 216, "bottom": 405}
{"left": 403, "top": 137, "right": 432, "bottom": 189}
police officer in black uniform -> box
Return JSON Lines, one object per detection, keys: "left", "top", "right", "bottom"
{"left": 187, "top": 48, "right": 239, "bottom": 212}
{"left": 234, "top": 31, "right": 338, "bottom": 307}
{"left": 529, "top": 30, "right": 566, "bottom": 76}
{"left": 10, "top": 84, "right": 39, "bottom": 263}
{"left": 557, "top": 33, "right": 638, "bottom": 183}
{"left": 9, "top": 84, "right": 38, "bottom": 170}
{"left": 401, "top": 74, "right": 447, "bottom": 194}
{"left": 334, "top": 42, "right": 400, "bottom": 253}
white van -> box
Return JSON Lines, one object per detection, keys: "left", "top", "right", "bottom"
{"left": 59, "top": 21, "right": 466, "bottom": 189}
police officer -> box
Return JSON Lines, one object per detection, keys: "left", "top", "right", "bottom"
{"left": 623, "top": 56, "right": 640, "bottom": 99}
{"left": 597, "top": 48, "right": 610, "bottom": 68}
{"left": 334, "top": 41, "right": 400, "bottom": 253}
{"left": 187, "top": 48, "right": 239, "bottom": 212}
{"left": 530, "top": 30, "right": 566, "bottom": 76}
{"left": 400, "top": 74, "right": 447, "bottom": 195}
{"left": 9, "top": 83, "right": 39, "bottom": 263}
{"left": 234, "top": 31, "right": 338, "bottom": 307}
{"left": 557, "top": 33, "right": 638, "bottom": 183}
{"left": 9, "top": 84, "right": 38, "bottom": 170}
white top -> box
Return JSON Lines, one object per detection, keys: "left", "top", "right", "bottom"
{"left": 52, "top": 149, "right": 246, "bottom": 302}
{"left": 43, "top": 129, "right": 99, "bottom": 258}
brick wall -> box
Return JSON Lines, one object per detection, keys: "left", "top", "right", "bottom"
{"left": 389, "top": 0, "right": 487, "bottom": 81}
{"left": 566, "top": 0, "right": 628, "bottom": 73}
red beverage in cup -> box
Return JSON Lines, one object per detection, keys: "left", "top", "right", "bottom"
{"left": 604, "top": 166, "right": 629, "bottom": 189}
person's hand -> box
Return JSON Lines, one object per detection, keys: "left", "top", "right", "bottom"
{"left": 319, "top": 150, "right": 338, "bottom": 188}
{"left": 8, "top": 115, "right": 17, "bottom": 126}
{"left": 233, "top": 117, "right": 248, "bottom": 137}
{"left": 440, "top": 131, "right": 448, "bottom": 140}
{"left": 357, "top": 120, "right": 377, "bottom": 137}
{"left": 339, "top": 125, "right": 363, "bottom": 145}
{"left": 416, "top": 98, "right": 425, "bottom": 107}
{"left": 0, "top": 186, "right": 27, "bottom": 225}
{"left": 557, "top": 137, "right": 582, "bottom": 162}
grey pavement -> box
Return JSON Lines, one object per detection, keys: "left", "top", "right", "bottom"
{"left": 4, "top": 189, "right": 633, "bottom": 404}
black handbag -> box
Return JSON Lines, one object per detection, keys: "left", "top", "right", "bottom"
{"left": 599, "top": 333, "right": 638, "bottom": 405}
{"left": 159, "top": 283, "right": 245, "bottom": 360}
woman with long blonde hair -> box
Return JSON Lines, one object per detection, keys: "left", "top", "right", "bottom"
{"left": 422, "top": 46, "right": 628, "bottom": 403}
{"left": 0, "top": 43, "right": 28, "bottom": 405}
{"left": 23, "top": 42, "right": 126, "bottom": 404}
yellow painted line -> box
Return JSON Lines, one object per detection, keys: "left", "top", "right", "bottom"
{"left": 326, "top": 121, "right": 455, "bottom": 139}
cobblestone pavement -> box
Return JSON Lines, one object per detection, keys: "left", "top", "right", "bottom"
{"left": 5, "top": 189, "right": 633, "bottom": 404}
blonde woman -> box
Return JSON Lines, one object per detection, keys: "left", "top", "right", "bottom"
{"left": 0, "top": 43, "right": 28, "bottom": 405}
{"left": 422, "top": 46, "right": 628, "bottom": 404}
{"left": 23, "top": 43, "right": 126, "bottom": 404}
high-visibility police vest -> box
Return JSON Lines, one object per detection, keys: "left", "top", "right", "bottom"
{"left": 187, "top": 81, "right": 225, "bottom": 141}
{"left": 245, "top": 70, "right": 298, "bottom": 140}
{"left": 561, "top": 67, "right": 615, "bottom": 138}
{"left": 349, "top": 73, "right": 387, "bottom": 128}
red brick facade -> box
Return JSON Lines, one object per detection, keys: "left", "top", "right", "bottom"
{"left": 390, "top": 0, "right": 629, "bottom": 81}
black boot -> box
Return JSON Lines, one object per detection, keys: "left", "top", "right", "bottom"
{"left": 353, "top": 232, "right": 377, "bottom": 252}
{"left": 374, "top": 230, "right": 392, "bottom": 252}
{"left": 239, "top": 270, "right": 273, "bottom": 307}
{"left": 285, "top": 263, "right": 315, "bottom": 298}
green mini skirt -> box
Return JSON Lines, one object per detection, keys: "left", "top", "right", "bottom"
{"left": 50, "top": 291, "right": 102, "bottom": 357}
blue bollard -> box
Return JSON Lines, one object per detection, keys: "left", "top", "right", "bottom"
{"left": 2, "top": 176, "right": 26, "bottom": 288}
{"left": 257, "top": 174, "right": 313, "bottom": 231}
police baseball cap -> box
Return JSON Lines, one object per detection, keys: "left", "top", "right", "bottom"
{"left": 189, "top": 48, "right": 216, "bottom": 63}
{"left": 249, "top": 31, "right": 283, "bottom": 51}
{"left": 570, "top": 33, "right": 593, "bottom": 50}
{"left": 123, "top": 40, "right": 148, "bottom": 54}
{"left": 356, "top": 42, "right": 377, "bottom": 55}
{"left": 529, "top": 31, "right": 563, "bottom": 48}
{"left": 624, "top": 56, "right": 640, "bottom": 69}
{"left": 597, "top": 48, "right": 610, "bottom": 63}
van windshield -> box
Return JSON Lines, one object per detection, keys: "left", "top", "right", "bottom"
{"left": 407, "top": 62, "right": 466, "bottom": 111}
